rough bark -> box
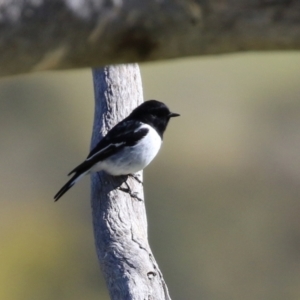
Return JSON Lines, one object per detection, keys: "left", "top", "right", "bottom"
{"left": 0, "top": 0, "right": 300, "bottom": 77}
{"left": 91, "top": 65, "right": 171, "bottom": 300}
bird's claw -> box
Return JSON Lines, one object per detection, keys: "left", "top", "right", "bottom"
{"left": 118, "top": 186, "right": 143, "bottom": 201}
{"left": 128, "top": 173, "right": 143, "bottom": 185}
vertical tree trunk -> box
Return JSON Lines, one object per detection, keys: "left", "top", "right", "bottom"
{"left": 91, "top": 64, "right": 171, "bottom": 300}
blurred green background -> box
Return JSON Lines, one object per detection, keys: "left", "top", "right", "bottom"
{"left": 1, "top": 53, "right": 300, "bottom": 300}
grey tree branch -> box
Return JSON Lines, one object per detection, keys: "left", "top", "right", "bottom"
{"left": 1, "top": 0, "right": 299, "bottom": 77}
{"left": 91, "top": 65, "right": 171, "bottom": 300}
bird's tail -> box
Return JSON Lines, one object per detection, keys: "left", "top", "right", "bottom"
{"left": 54, "top": 171, "right": 88, "bottom": 201}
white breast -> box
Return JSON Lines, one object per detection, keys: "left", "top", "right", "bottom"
{"left": 91, "top": 124, "right": 162, "bottom": 176}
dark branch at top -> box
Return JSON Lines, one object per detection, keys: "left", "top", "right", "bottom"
{"left": 0, "top": 0, "right": 300, "bottom": 77}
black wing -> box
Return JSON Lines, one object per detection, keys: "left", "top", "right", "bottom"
{"left": 68, "top": 120, "right": 149, "bottom": 176}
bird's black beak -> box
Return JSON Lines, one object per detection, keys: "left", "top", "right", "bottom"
{"left": 169, "top": 112, "right": 180, "bottom": 118}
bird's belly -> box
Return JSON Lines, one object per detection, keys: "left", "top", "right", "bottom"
{"left": 92, "top": 127, "right": 161, "bottom": 176}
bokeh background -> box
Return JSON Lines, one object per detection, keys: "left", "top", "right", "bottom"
{"left": 1, "top": 53, "right": 300, "bottom": 300}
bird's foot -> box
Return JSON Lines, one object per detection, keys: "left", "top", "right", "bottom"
{"left": 128, "top": 173, "right": 143, "bottom": 185}
{"left": 118, "top": 180, "right": 143, "bottom": 201}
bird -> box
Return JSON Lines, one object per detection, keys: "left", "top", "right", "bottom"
{"left": 54, "top": 100, "right": 180, "bottom": 201}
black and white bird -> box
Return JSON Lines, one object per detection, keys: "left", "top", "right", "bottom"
{"left": 54, "top": 100, "right": 180, "bottom": 201}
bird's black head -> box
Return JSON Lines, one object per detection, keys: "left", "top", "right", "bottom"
{"left": 128, "top": 100, "right": 180, "bottom": 138}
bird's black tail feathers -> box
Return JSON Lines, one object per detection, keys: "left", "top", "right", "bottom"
{"left": 54, "top": 171, "right": 87, "bottom": 201}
